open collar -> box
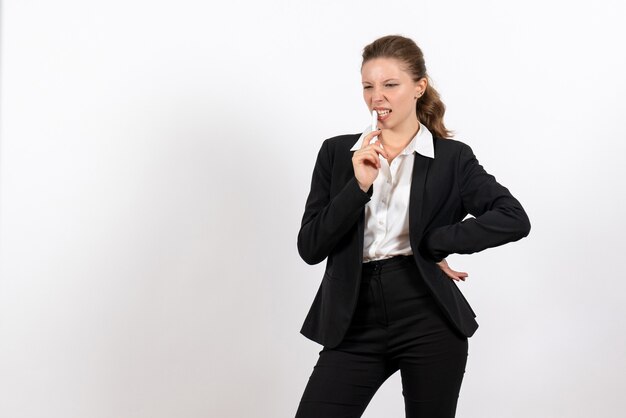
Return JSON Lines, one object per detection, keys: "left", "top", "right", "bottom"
{"left": 349, "top": 121, "right": 435, "bottom": 159}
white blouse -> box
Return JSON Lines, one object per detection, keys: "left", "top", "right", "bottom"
{"left": 350, "top": 122, "right": 435, "bottom": 262}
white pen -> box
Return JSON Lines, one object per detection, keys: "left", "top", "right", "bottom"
{"left": 371, "top": 110, "right": 378, "bottom": 132}
{"left": 370, "top": 110, "right": 380, "bottom": 145}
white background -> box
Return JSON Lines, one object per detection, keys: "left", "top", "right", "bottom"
{"left": 1, "top": 1, "right": 625, "bottom": 417}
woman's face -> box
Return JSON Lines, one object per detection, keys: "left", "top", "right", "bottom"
{"left": 361, "top": 57, "right": 425, "bottom": 131}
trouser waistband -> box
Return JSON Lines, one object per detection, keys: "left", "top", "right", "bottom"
{"left": 361, "top": 255, "right": 415, "bottom": 274}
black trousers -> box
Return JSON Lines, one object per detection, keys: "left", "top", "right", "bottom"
{"left": 295, "top": 255, "right": 468, "bottom": 418}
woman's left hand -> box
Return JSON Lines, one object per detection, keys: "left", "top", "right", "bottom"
{"left": 436, "top": 259, "right": 468, "bottom": 282}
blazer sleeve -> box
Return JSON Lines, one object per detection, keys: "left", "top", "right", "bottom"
{"left": 422, "top": 143, "right": 531, "bottom": 261}
{"left": 297, "top": 139, "right": 372, "bottom": 265}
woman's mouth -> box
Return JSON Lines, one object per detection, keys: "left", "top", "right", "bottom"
{"left": 376, "top": 109, "right": 392, "bottom": 121}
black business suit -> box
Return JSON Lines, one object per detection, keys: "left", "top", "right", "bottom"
{"left": 295, "top": 131, "right": 530, "bottom": 417}
{"left": 297, "top": 132, "right": 531, "bottom": 348}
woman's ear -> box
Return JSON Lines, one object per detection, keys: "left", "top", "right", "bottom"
{"left": 416, "top": 77, "right": 428, "bottom": 97}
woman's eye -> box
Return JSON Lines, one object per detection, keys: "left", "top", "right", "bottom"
{"left": 363, "top": 86, "right": 372, "bottom": 90}
{"left": 385, "top": 84, "right": 398, "bottom": 88}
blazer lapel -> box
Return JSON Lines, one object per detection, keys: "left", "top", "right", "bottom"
{"left": 409, "top": 152, "right": 431, "bottom": 237}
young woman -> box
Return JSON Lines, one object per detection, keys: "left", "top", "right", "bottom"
{"left": 295, "top": 35, "right": 530, "bottom": 418}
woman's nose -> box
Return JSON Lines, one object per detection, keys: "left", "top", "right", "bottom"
{"left": 371, "top": 88, "right": 384, "bottom": 102}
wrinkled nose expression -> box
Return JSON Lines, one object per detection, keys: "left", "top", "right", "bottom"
{"left": 362, "top": 58, "right": 420, "bottom": 129}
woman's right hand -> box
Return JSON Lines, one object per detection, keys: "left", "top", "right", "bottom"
{"left": 352, "top": 129, "right": 387, "bottom": 192}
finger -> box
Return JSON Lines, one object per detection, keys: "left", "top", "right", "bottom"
{"left": 441, "top": 269, "right": 458, "bottom": 281}
{"left": 443, "top": 269, "right": 464, "bottom": 282}
{"left": 368, "top": 149, "right": 382, "bottom": 167}
{"left": 361, "top": 129, "right": 382, "bottom": 149}
{"left": 357, "top": 152, "right": 380, "bottom": 169}
{"left": 371, "top": 141, "right": 389, "bottom": 159}
{"left": 354, "top": 149, "right": 377, "bottom": 164}
{"left": 360, "top": 140, "right": 388, "bottom": 161}
{"left": 450, "top": 272, "right": 466, "bottom": 281}
{"left": 360, "top": 149, "right": 382, "bottom": 168}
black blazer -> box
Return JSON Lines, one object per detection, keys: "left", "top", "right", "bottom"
{"left": 297, "top": 133, "right": 531, "bottom": 348}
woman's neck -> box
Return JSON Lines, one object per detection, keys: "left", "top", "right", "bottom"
{"left": 380, "top": 118, "right": 421, "bottom": 152}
